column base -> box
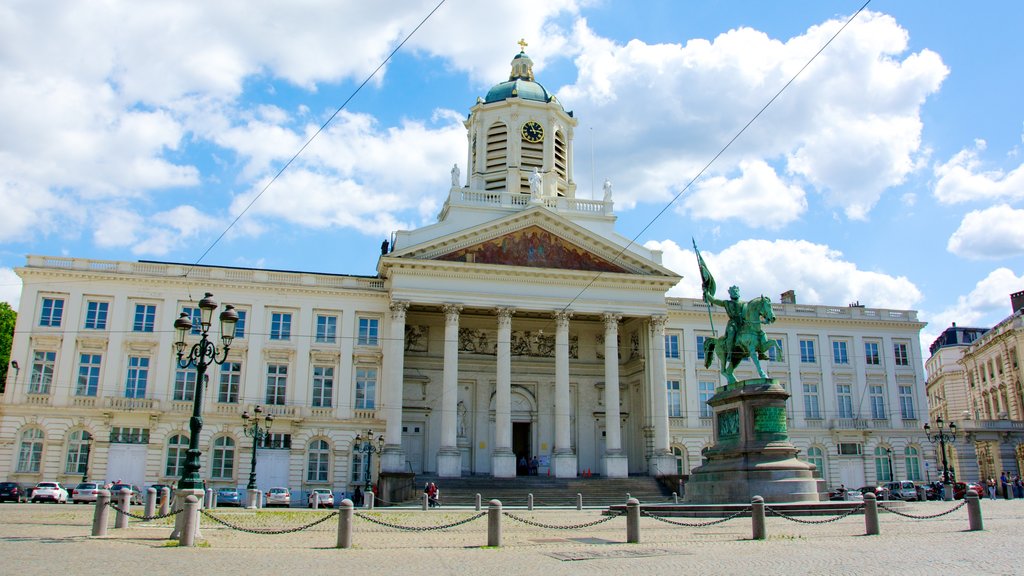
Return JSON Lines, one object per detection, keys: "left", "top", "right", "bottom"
{"left": 553, "top": 452, "right": 578, "bottom": 478}
{"left": 492, "top": 449, "right": 516, "bottom": 478}
{"left": 602, "top": 452, "right": 629, "bottom": 478}
{"left": 647, "top": 451, "right": 676, "bottom": 477}
{"left": 169, "top": 488, "right": 204, "bottom": 540}
{"left": 381, "top": 445, "right": 406, "bottom": 473}
{"left": 437, "top": 448, "right": 463, "bottom": 478}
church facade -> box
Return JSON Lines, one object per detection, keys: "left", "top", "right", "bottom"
{"left": 0, "top": 49, "right": 933, "bottom": 497}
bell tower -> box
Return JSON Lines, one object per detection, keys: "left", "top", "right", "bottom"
{"left": 464, "top": 41, "right": 578, "bottom": 199}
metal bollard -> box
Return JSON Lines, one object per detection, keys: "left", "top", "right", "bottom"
{"left": 366, "top": 492, "right": 375, "bottom": 510}
{"left": 313, "top": 492, "right": 320, "bottom": 509}
{"left": 487, "top": 499, "right": 503, "bottom": 547}
{"left": 336, "top": 499, "right": 353, "bottom": 549}
{"left": 673, "top": 491, "right": 679, "bottom": 504}
{"left": 751, "top": 496, "right": 766, "bottom": 540}
{"left": 966, "top": 491, "right": 984, "bottom": 531}
{"left": 248, "top": 488, "right": 260, "bottom": 509}
{"left": 576, "top": 493, "right": 583, "bottom": 510}
{"left": 205, "top": 488, "right": 214, "bottom": 509}
{"left": 475, "top": 493, "right": 482, "bottom": 511}
{"left": 626, "top": 498, "right": 640, "bottom": 543}
{"left": 863, "top": 492, "right": 879, "bottom": 535}
{"left": 159, "top": 487, "right": 170, "bottom": 516}
{"left": 180, "top": 495, "right": 200, "bottom": 547}
{"left": 115, "top": 488, "right": 131, "bottom": 529}
{"left": 527, "top": 493, "right": 534, "bottom": 511}
{"left": 92, "top": 490, "right": 111, "bottom": 536}
{"left": 144, "top": 487, "right": 157, "bottom": 518}
{"left": 422, "top": 492, "right": 429, "bottom": 511}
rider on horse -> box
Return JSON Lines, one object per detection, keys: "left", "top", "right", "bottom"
{"left": 703, "top": 284, "right": 745, "bottom": 366}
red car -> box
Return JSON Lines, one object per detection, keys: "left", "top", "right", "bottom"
{"left": 952, "top": 482, "right": 984, "bottom": 500}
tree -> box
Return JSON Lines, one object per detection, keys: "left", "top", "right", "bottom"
{"left": 0, "top": 302, "right": 15, "bottom": 393}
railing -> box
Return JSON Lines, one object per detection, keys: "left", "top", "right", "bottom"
{"left": 169, "top": 400, "right": 193, "bottom": 412}
{"left": 353, "top": 409, "right": 377, "bottom": 420}
{"left": 25, "top": 393, "right": 52, "bottom": 406}
{"left": 214, "top": 403, "right": 240, "bottom": 415}
{"left": 961, "top": 419, "right": 1024, "bottom": 431}
{"left": 104, "top": 396, "right": 158, "bottom": 410}
{"left": 264, "top": 405, "right": 301, "bottom": 418}
{"left": 802, "top": 418, "right": 827, "bottom": 429}
{"left": 71, "top": 396, "right": 98, "bottom": 408}
{"left": 451, "top": 189, "right": 612, "bottom": 216}
{"left": 831, "top": 418, "right": 871, "bottom": 430}
{"left": 309, "top": 407, "right": 335, "bottom": 419}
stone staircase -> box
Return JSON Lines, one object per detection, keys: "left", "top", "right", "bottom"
{"left": 406, "top": 475, "right": 673, "bottom": 507}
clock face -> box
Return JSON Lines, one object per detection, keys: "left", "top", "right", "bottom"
{"left": 521, "top": 121, "right": 544, "bottom": 143}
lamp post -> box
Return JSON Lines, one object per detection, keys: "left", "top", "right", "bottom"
{"left": 884, "top": 448, "right": 894, "bottom": 482}
{"left": 82, "top": 436, "right": 92, "bottom": 482}
{"left": 924, "top": 415, "right": 957, "bottom": 501}
{"left": 241, "top": 405, "right": 274, "bottom": 491}
{"left": 173, "top": 292, "right": 239, "bottom": 491}
{"left": 352, "top": 429, "right": 385, "bottom": 492}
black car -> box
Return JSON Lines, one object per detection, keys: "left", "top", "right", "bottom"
{"left": 0, "top": 481, "right": 27, "bottom": 503}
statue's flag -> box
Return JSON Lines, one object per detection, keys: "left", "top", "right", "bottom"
{"left": 693, "top": 238, "right": 716, "bottom": 300}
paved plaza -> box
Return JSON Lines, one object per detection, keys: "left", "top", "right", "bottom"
{"left": 1, "top": 500, "right": 1021, "bottom": 575}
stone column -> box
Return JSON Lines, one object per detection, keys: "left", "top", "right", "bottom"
{"left": 381, "top": 300, "right": 408, "bottom": 473}
{"left": 648, "top": 315, "right": 674, "bottom": 475}
{"left": 552, "top": 310, "right": 577, "bottom": 478}
{"left": 602, "top": 313, "right": 628, "bottom": 478}
{"left": 437, "top": 304, "right": 463, "bottom": 477}
{"left": 492, "top": 307, "right": 516, "bottom": 477}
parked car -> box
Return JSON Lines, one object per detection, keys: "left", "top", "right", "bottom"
{"left": 32, "top": 482, "right": 69, "bottom": 503}
{"left": 952, "top": 481, "right": 985, "bottom": 500}
{"left": 109, "top": 483, "right": 143, "bottom": 505}
{"left": 828, "top": 486, "right": 863, "bottom": 501}
{"left": 265, "top": 487, "right": 291, "bottom": 507}
{"left": 216, "top": 487, "right": 242, "bottom": 507}
{"left": 149, "top": 484, "right": 174, "bottom": 503}
{"left": 857, "top": 485, "right": 887, "bottom": 500}
{"left": 308, "top": 489, "right": 334, "bottom": 508}
{"left": 71, "top": 482, "right": 102, "bottom": 504}
{"left": 883, "top": 480, "right": 919, "bottom": 501}
{"left": 0, "top": 481, "right": 28, "bottom": 503}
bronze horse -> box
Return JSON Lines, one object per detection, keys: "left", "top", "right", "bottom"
{"left": 703, "top": 295, "right": 779, "bottom": 385}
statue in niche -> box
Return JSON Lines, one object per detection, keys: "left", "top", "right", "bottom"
{"left": 451, "top": 163, "right": 461, "bottom": 187}
{"left": 528, "top": 167, "right": 543, "bottom": 202}
{"left": 629, "top": 331, "right": 641, "bottom": 361}
{"left": 457, "top": 400, "right": 467, "bottom": 438}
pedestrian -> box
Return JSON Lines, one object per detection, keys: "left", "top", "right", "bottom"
{"left": 427, "top": 482, "right": 440, "bottom": 507}
{"left": 987, "top": 478, "right": 997, "bottom": 500}
{"left": 1013, "top": 475, "right": 1023, "bottom": 499}
{"left": 1000, "top": 472, "right": 1009, "bottom": 499}
{"left": 353, "top": 486, "right": 364, "bottom": 507}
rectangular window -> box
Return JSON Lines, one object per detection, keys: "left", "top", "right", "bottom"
{"left": 865, "top": 341, "right": 880, "bottom": 365}
{"left": 357, "top": 317, "right": 379, "bottom": 346}
{"left": 218, "top": 362, "right": 241, "bottom": 404}
{"left": 355, "top": 367, "right": 377, "bottom": 409}
{"left": 698, "top": 381, "right": 715, "bottom": 418}
{"left": 696, "top": 335, "right": 708, "bottom": 360}
{"left": 893, "top": 343, "right": 909, "bottom": 366}
{"left": 803, "top": 383, "right": 821, "bottom": 419}
{"left": 270, "top": 312, "right": 292, "bottom": 341}
{"left": 666, "top": 380, "right": 682, "bottom": 417}
{"left": 261, "top": 433, "right": 292, "bottom": 450}
{"left": 312, "top": 366, "right": 334, "bottom": 407}
{"left": 315, "top": 314, "right": 338, "bottom": 344}
{"left": 181, "top": 306, "right": 202, "bottom": 335}
{"left": 266, "top": 364, "right": 288, "bottom": 405}
{"left": 832, "top": 341, "right": 849, "bottom": 364}
{"left": 235, "top": 309, "right": 247, "bottom": 339}
{"left": 869, "top": 385, "right": 886, "bottom": 419}
{"left": 800, "top": 339, "right": 816, "bottom": 363}
{"left": 109, "top": 427, "right": 150, "bottom": 444}
{"left": 39, "top": 297, "right": 64, "bottom": 327}
{"left": 899, "top": 385, "right": 915, "bottom": 419}
{"left": 836, "top": 384, "right": 853, "bottom": 419}
{"left": 133, "top": 304, "right": 156, "bottom": 332}
{"left": 84, "top": 301, "right": 109, "bottom": 330}
{"left": 124, "top": 356, "right": 150, "bottom": 398}
{"left": 875, "top": 454, "right": 892, "bottom": 482}
{"left": 768, "top": 338, "right": 784, "bottom": 362}
{"left": 75, "top": 353, "right": 102, "bottom": 396}
{"left": 29, "top": 350, "right": 56, "bottom": 394}
{"left": 173, "top": 369, "right": 197, "bottom": 402}
{"left": 664, "top": 334, "right": 680, "bottom": 359}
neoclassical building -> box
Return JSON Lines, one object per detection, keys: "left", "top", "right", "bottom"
{"left": 1, "top": 48, "right": 934, "bottom": 497}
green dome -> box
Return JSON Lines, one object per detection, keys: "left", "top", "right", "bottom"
{"left": 484, "top": 79, "right": 552, "bottom": 104}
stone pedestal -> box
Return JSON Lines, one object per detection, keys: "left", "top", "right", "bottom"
{"left": 552, "top": 451, "right": 578, "bottom": 478}
{"left": 169, "top": 488, "right": 205, "bottom": 540}
{"left": 492, "top": 448, "right": 517, "bottom": 478}
{"left": 437, "top": 448, "right": 463, "bottom": 478}
{"left": 602, "top": 452, "right": 629, "bottom": 478}
{"left": 684, "top": 378, "right": 826, "bottom": 504}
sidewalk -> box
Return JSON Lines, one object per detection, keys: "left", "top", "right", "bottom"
{"left": 2, "top": 500, "right": 1021, "bottom": 575}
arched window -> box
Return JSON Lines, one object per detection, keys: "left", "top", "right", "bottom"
{"left": 16, "top": 428, "right": 44, "bottom": 473}
{"left": 65, "top": 430, "right": 92, "bottom": 475}
{"left": 671, "top": 445, "right": 688, "bottom": 475}
{"left": 904, "top": 446, "right": 922, "bottom": 481}
{"left": 307, "top": 439, "right": 330, "bottom": 483}
{"left": 211, "top": 436, "right": 235, "bottom": 480}
{"left": 874, "top": 446, "right": 893, "bottom": 482}
{"left": 806, "top": 446, "right": 826, "bottom": 479}
{"left": 165, "top": 434, "right": 189, "bottom": 477}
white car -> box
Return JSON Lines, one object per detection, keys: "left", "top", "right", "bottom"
{"left": 71, "top": 482, "right": 101, "bottom": 504}
{"left": 307, "top": 489, "right": 334, "bottom": 508}
{"left": 266, "top": 487, "right": 291, "bottom": 507}
{"left": 32, "top": 482, "right": 69, "bottom": 503}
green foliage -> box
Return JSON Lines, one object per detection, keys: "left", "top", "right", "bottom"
{"left": 0, "top": 302, "right": 15, "bottom": 393}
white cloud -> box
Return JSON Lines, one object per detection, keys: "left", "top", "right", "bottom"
{"left": 92, "top": 205, "right": 221, "bottom": 256}
{"left": 922, "top": 267, "right": 1024, "bottom": 347}
{"left": 648, "top": 238, "right": 921, "bottom": 310}
{"left": 560, "top": 10, "right": 948, "bottom": 221}
{"left": 933, "top": 140, "right": 1024, "bottom": 204}
{"left": 0, "top": 268, "right": 22, "bottom": 310}
{"left": 681, "top": 160, "right": 807, "bottom": 228}
{"left": 947, "top": 204, "right": 1024, "bottom": 259}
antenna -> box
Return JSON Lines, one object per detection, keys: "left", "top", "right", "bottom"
{"left": 590, "top": 126, "right": 595, "bottom": 200}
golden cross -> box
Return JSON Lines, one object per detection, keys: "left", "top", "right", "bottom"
{"left": 518, "top": 38, "right": 528, "bottom": 52}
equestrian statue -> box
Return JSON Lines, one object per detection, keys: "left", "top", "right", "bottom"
{"left": 693, "top": 239, "right": 779, "bottom": 385}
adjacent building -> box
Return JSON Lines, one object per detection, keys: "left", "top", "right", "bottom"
{"left": 0, "top": 48, "right": 934, "bottom": 498}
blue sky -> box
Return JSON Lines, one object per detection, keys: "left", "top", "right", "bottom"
{"left": 1, "top": 0, "right": 1022, "bottom": 354}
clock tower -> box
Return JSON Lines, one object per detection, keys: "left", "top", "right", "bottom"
{"left": 464, "top": 42, "right": 577, "bottom": 199}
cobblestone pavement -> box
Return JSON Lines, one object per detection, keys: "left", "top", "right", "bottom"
{"left": 1, "top": 500, "right": 1021, "bottom": 576}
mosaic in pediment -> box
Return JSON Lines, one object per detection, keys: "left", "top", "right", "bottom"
{"left": 437, "top": 226, "right": 628, "bottom": 273}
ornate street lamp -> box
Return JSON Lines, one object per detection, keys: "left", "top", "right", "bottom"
{"left": 173, "top": 292, "right": 239, "bottom": 491}
{"left": 82, "top": 435, "right": 93, "bottom": 482}
{"left": 242, "top": 405, "right": 274, "bottom": 491}
{"left": 352, "top": 429, "right": 385, "bottom": 491}
{"left": 924, "top": 415, "right": 957, "bottom": 500}
{"left": 884, "top": 447, "right": 894, "bottom": 482}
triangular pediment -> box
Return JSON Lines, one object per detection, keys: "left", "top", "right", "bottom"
{"left": 435, "top": 225, "right": 628, "bottom": 273}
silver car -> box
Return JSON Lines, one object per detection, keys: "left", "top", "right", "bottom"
{"left": 71, "top": 482, "right": 101, "bottom": 504}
